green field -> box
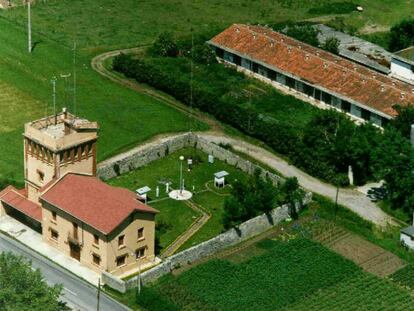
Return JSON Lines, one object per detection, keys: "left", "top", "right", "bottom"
{"left": 0, "top": 17, "right": 207, "bottom": 182}
{"left": 132, "top": 238, "right": 414, "bottom": 311}
{"left": 107, "top": 147, "right": 249, "bottom": 252}
{"left": 3, "top": 0, "right": 414, "bottom": 52}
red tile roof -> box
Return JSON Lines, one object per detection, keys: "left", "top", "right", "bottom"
{"left": 40, "top": 173, "right": 158, "bottom": 234}
{"left": 0, "top": 186, "right": 42, "bottom": 222}
{"left": 209, "top": 24, "right": 414, "bottom": 117}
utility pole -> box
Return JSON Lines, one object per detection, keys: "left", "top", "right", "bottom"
{"left": 97, "top": 278, "right": 101, "bottom": 311}
{"left": 27, "top": 0, "right": 32, "bottom": 53}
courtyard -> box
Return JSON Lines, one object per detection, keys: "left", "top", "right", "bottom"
{"left": 107, "top": 147, "right": 249, "bottom": 255}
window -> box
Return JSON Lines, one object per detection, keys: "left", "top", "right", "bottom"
{"left": 361, "top": 109, "right": 371, "bottom": 121}
{"left": 286, "top": 76, "right": 296, "bottom": 88}
{"left": 341, "top": 101, "right": 351, "bottom": 113}
{"left": 314, "top": 89, "right": 321, "bottom": 100}
{"left": 216, "top": 47, "right": 224, "bottom": 58}
{"left": 37, "top": 169, "right": 44, "bottom": 182}
{"left": 267, "top": 70, "right": 276, "bottom": 81}
{"left": 51, "top": 229, "right": 58, "bottom": 240}
{"left": 52, "top": 211, "right": 57, "bottom": 221}
{"left": 94, "top": 234, "right": 99, "bottom": 245}
{"left": 233, "top": 55, "right": 241, "bottom": 66}
{"left": 118, "top": 235, "right": 125, "bottom": 247}
{"left": 92, "top": 254, "right": 101, "bottom": 266}
{"left": 252, "top": 62, "right": 259, "bottom": 73}
{"left": 73, "top": 223, "right": 78, "bottom": 240}
{"left": 137, "top": 228, "right": 144, "bottom": 240}
{"left": 135, "top": 247, "right": 146, "bottom": 259}
{"left": 321, "top": 92, "right": 332, "bottom": 105}
{"left": 116, "top": 255, "right": 126, "bottom": 267}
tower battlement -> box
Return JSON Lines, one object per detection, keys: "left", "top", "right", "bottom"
{"left": 24, "top": 109, "right": 99, "bottom": 202}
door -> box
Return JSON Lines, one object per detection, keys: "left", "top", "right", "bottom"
{"left": 70, "top": 243, "right": 81, "bottom": 261}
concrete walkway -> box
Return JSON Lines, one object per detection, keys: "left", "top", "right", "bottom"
{"left": 0, "top": 215, "right": 101, "bottom": 286}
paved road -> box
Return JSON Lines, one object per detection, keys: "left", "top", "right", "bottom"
{"left": 0, "top": 232, "right": 131, "bottom": 311}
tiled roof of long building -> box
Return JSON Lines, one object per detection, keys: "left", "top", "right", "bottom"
{"left": 209, "top": 24, "right": 414, "bottom": 117}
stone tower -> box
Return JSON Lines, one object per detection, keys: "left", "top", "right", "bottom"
{"left": 23, "top": 109, "right": 99, "bottom": 202}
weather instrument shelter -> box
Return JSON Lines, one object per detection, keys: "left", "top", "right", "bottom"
{"left": 214, "top": 171, "right": 229, "bottom": 188}
{"left": 136, "top": 186, "right": 151, "bottom": 203}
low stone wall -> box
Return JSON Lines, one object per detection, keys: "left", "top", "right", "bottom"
{"left": 123, "top": 192, "right": 311, "bottom": 289}
{"left": 195, "top": 135, "right": 283, "bottom": 186}
{"left": 97, "top": 133, "right": 282, "bottom": 187}
{"left": 102, "top": 271, "right": 127, "bottom": 293}
{"left": 97, "top": 133, "right": 196, "bottom": 180}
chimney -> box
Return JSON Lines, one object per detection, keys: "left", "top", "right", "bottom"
{"left": 411, "top": 124, "right": 414, "bottom": 147}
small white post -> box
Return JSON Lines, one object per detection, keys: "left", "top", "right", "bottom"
{"left": 348, "top": 165, "right": 354, "bottom": 186}
{"left": 410, "top": 124, "right": 414, "bottom": 147}
{"left": 166, "top": 183, "right": 169, "bottom": 193}
{"left": 156, "top": 186, "right": 159, "bottom": 198}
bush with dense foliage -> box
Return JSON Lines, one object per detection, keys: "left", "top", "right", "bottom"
{"left": 222, "top": 169, "right": 277, "bottom": 229}
{"left": 308, "top": 1, "right": 356, "bottom": 15}
{"left": 322, "top": 36, "right": 340, "bottom": 54}
{"left": 389, "top": 19, "right": 414, "bottom": 52}
{"left": 0, "top": 252, "right": 65, "bottom": 311}
{"left": 285, "top": 25, "right": 320, "bottom": 47}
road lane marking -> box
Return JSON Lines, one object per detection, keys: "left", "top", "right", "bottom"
{"left": 64, "top": 287, "right": 78, "bottom": 296}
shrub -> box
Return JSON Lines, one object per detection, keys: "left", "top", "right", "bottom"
{"left": 308, "top": 2, "right": 356, "bottom": 15}
{"left": 389, "top": 19, "right": 414, "bottom": 51}
{"left": 322, "top": 36, "right": 340, "bottom": 54}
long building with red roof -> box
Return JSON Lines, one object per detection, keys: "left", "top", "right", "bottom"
{"left": 208, "top": 24, "right": 414, "bottom": 126}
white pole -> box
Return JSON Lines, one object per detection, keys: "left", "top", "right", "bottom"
{"left": 51, "top": 77, "right": 57, "bottom": 124}
{"left": 27, "top": 1, "right": 32, "bottom": 53}
{"left": 180, "top": 160, "right": 183, "bottom": 194}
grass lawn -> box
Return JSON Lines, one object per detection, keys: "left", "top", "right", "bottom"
{"left": 130, "top": 238, "right": 414, "bottom": 311}
{"left": 0, "top": 17, "right": 207, "bottom": 182}
{"left": 107, "top": 147, "right": 249, "bottom": 253}
{"left": 149, "top": 200, "right": 199, "bottom": 252}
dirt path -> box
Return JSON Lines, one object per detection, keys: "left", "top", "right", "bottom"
{"left": 92, "top": 48, "right": 395, "bottom": 227}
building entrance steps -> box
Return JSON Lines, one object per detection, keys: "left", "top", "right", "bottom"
{"left": 0, "top": 215, "right": 101, "bottom": 286}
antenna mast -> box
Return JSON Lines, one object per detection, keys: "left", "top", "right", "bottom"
{"left": 27, "top": 0, "right": 32, "bottom": 53}
{"left": 189, "top": 26, "right": 194, "bottom": 133}
{"left": 51, "top": 77, "right": 57, "bottom": 125}
{"left": 73, "top": 41, "right": 77, "bottom": 115}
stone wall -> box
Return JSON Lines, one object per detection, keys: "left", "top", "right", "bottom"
{"left": 97, "top": 133, "right": 282, "bottom": 187}
{"left": 97, "top": 133, "right": 196, "bottom": 180}
{"left": 124, "top": 192, "right": 311, "bottom": 289}
{"left": 102, "top": 271, "right": 127, "bottom": 293}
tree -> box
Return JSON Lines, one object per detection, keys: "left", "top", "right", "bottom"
{"left": 391, "top": 104, "right": 414, "bottom": 140}
{"left": 372, "top": 128, "right": 414, "bottom": 214}
{"left": 285, "top": 25, "right": 320, "bottom": 47}
{"left": 389, "top": 19, "right": 414, "bottom": 51}
{"left": 222, "top": 169, "right": 278, "bottom": 229}
{"left": 281, "top": 177, "right": 304, "bottom": 220}
{"left": 322, "top": 36, "right": 340, "bottom": 54}
{"left": 149, "top": 32, "right": 178, "bottom": 57}
{"left": 0, "top": 252, "right": 65, "bottom": 311}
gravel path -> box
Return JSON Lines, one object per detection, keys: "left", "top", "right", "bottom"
{"left": 92, "top": 48, "right": 396, "bottom": 227}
